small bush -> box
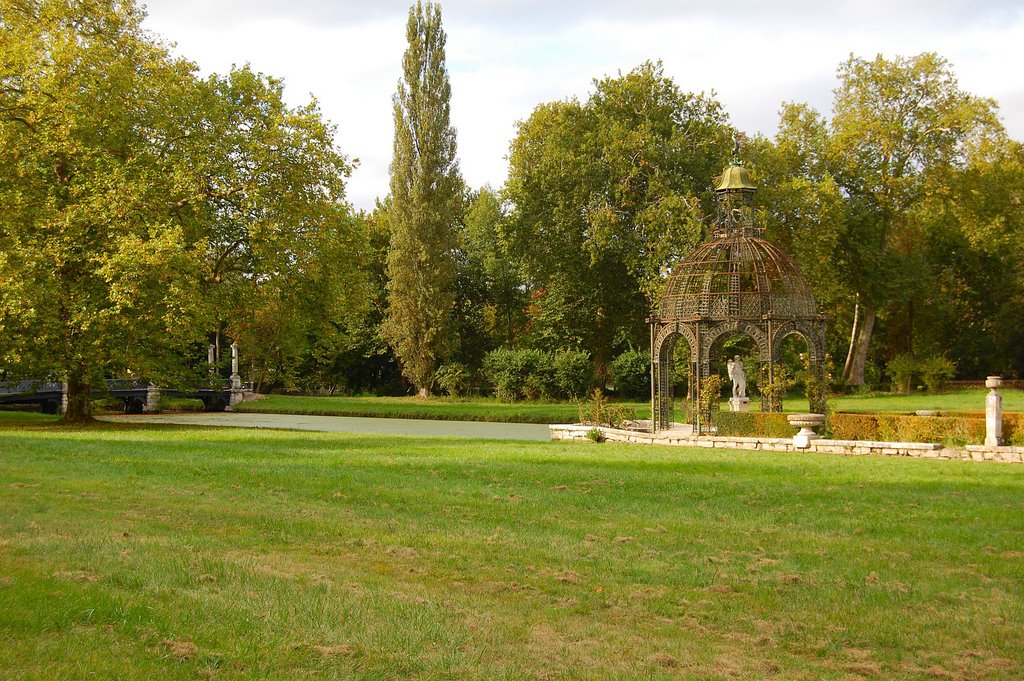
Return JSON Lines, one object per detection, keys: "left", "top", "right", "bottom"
{"left": 578, "top": 388, "right": 634, "bottom": 429}
{"left": 482, "top": 348, "right": 554, "bottom": 401}
{"left": 698, "top": 375, "right": 723, "bottom": 430}
{"left": 585, "top": 427, "right": 606, "bottom": 443}
{"left": 887, "top": 354, "right": 916, "bottom": 394}
{"left": 919, "top": 355, "right": 956, "bottom": 394}
{"left": 435, "top": 363, "right": 472, "bottom": 397}
{"left": 552, "top": 349, "right": 594, "bottom": 399}
{"left": 609, "top": 350, "right": 650, "bottom": 398}
{"left": 758, "top": 365, "right": 794, "bottom": 412}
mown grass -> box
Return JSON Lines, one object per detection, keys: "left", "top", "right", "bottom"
{"left": 831, "top": 389, "right": 1024, "bottom": 414}
{"left": 1, "top": 415, "right": 1022, "bottom": 679}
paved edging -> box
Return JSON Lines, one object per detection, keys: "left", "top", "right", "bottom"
{"left": 549, "top": 424, "right": 1024, "bottom": 463}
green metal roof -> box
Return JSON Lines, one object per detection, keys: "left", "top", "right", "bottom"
{"left": 715, "top": 164, "right": 756, "bottom": 191}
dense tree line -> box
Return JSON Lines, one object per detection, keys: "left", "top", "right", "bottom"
{"left": 2, "top": 0, "right": 1021, "bottom": 414}
{"left": 0, "top": 0, "right": 365, "bottom": 419}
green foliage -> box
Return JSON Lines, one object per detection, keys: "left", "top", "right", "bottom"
{"left": 803, "top": 352, "right": 833, "bottom": 416}
{"left": 887, "top": 354, "right": 917, "bottom": 394}
{"left": 919, "top": 356, "right": 956, "bottom": 394}
{"left": 462, "top": 187, "right": 527, "bottom": 349}
{"left": 0, "top": 0, "right": 364, "bottom": 418}
{"left": 585, "top": 427, "right": 607, "bottom": 443}
{"left": 551, "top": 349, "right": 595, "bottom": 399}
{"left": 503, "top": 61, "right": 732, "bottom": 366}
{"left": 608, "top": 350, "right": 650, "bottom": 398}
{"left": 713, "top": 412, "right": 793, "bottom": 438}
{"left": 759, "top": 365, "right": 795, "bottom": 413}
{"left": 434, "top": 362, "right": 473, "bottom": 398}
{"left": 751, "top": 53, "right": 1017, "bottom": 386}
{"left": 829, "top": 413, "right": 982, "bottom": 446}
{"left": 482, "top": 348, "right": 595, "bottom": 401}
{"left": 382, "top": 1, "right": 462, "bottom": 397}
{"left": 698, "top": 375, "right": 723, "bottom": 430}
{"left": 577, "top": 388, "right": 634, "bottom": 429}
{"left": 482, "top": 348, "right": 553, "bottom": 402}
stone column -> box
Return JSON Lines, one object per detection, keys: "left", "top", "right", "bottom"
{"left": 985, "top": 376, "right": 1003, "bottom": 447}
{"left": 144, "top": 383, "right": 161, "bottom": 413}
{"left": 228, "top": 342, "right": 243, "bottom": 409}
{"left": 230, "top": 342, "right": 240, "bottom": 389}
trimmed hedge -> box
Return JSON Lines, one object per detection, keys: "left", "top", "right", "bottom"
{"left": 715, "top": 410, "right": 1024, "bottom": 446}
{"left": 714, "top": 412, "right": 792, "bottom": 438}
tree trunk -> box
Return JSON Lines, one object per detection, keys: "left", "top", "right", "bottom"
{"left": 842, "top": 303, "right": 876, "bottom": 386}
{"left": 61, "top": 369, "right": 93, "bottom": 424}
{"left": 417, "top": 385, "right": 431, "bottom": 398}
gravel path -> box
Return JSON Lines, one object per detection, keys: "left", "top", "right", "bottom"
{"left": 101, "top": 411, "right": 552, "bottom": 441}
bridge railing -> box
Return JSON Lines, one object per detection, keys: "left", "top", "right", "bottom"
{"left": 0, "top": 380, "right": 63, "bottom": 396}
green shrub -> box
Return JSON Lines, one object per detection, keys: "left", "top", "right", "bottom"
{"left": 578, "top": 388, "right": 634, "bottom": 428}
{"left": 608, "top": 350, "right": 649, "bottom": 398}
{"left": 552, "top": 349, "right": 594, "bottom": 399}
{"left": 830, "top": 412, "right": 987, "bottom": 446}
{"left": 585, "top": 427, "right": 606, "bottom": 443}
{"left": 887, "top": 354, "right": 916, "bottom": 394}
{"left": 758, "top": 364, "right": 794, "bottom": 412}
{"left": 698, "top": 375, "right": 723, "bottom": 430}
{"left": 482, "top": 348, "right": 554, "bottom": 401}
{"left": 435, "top": 363, "right": 472, "bottom": 397}
{"left": 714, "top": 411, "right": 792, "bottom": 438}
{"left": 919, "top": 355, "right": 956, "bottom": 394}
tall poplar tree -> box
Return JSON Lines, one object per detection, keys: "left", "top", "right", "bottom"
{"left": 383, "top": 1, "right": 461, "bottom": 397}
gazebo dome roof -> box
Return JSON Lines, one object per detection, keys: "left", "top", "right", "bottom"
{"left": 658, "top": 233, "right": 818, "bottom": 321}
{"left": 715, "top": 164, "right": 756, "bottom": 191}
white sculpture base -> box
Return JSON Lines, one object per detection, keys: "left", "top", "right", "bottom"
{"left": 728, "top": 397, "right": 750, "bottom": 412}
{"left": 793, "top": 429, "right": 820, "bottom": 449}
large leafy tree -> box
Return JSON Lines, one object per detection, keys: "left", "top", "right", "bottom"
{"left": 502, "top": 61, "right": 732, "bottom": 369}
{"left": 750, "top": 54, "right": 1016, "bottom": 384}
{"left": 187, "top": 67, "right": 364, "bottom": 391}
{"left": 827, "top": 53, "right": 1003, "bottom": 384}
{"left": 383, "top": 1, "right": 462, "bottom": 397}
{"left": 0, "top": 0, "right": 206, "bottom": 420}
{"left": 463, "top": 186, "right": 526, "bottom": 349}
{"left": 0, "top": 0, "right": 362, "bottom": 419}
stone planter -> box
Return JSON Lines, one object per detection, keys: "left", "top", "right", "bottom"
{"left": 787, "top": 413, "right": 825, "bottom": 449}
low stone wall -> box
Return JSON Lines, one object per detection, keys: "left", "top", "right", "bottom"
{"left": 549, "top": 424, "right": 1024, "bottom": 464}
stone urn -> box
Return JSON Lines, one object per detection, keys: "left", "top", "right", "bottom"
{"left": 787, "top": 413, "right": 826, "bottom": 449}
{"left": 986, "top": 376, "right": 1004, "bottom": 390}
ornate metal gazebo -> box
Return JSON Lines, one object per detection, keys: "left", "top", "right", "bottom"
{"left": 649, "top": 158, "right": 826, "bottom": 432}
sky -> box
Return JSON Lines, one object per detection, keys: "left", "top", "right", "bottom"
{"left": 140, "top": 0, "right": 1024, "bottom": 211}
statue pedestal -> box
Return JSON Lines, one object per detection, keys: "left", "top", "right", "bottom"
{"left": 728, "top": 397, "right": 750, "bottom": 412}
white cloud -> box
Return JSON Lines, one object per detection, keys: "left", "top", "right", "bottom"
{"left": 142, "top": 1, "right": 1024, "bottom": 210}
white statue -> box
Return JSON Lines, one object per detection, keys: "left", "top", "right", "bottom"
{"left": 727, "top": 355, "right": 747, "bottom": 398}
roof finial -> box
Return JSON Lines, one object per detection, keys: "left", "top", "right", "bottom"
{"left": 732, "top": 132, "right": 748, "bottom": 165}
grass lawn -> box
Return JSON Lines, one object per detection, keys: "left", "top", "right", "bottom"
{"left": 1, "top": 415, "right": 1022, "bottom": 679}
{"left": 830, "top": 389, "right": 1024, "bottom": 414}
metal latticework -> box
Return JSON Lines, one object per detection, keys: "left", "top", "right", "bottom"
{"left": 649, "top": 159, "right": 826, "bottom": 432}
